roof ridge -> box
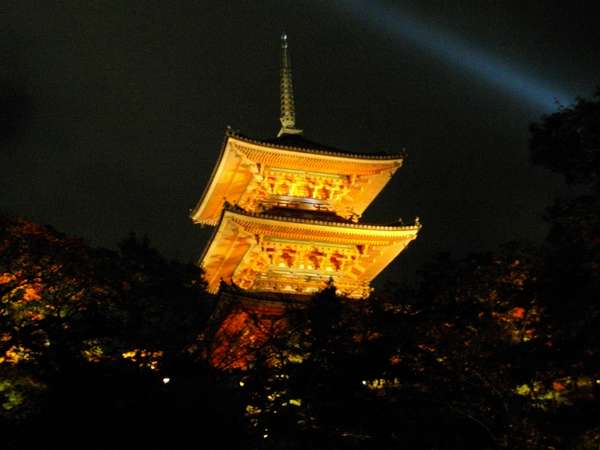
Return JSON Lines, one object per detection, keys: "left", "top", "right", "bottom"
{"left": 223, "top": 203, "right": 422, "bottom": 232}
{"left": 228, "top": 130, "right": 405, "bottom": 161}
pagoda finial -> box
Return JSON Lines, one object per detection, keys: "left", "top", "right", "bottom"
{"left": 278, "top": 33, "right": 303, "bottom": 137}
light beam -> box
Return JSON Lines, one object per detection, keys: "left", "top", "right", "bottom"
{"left": 334, "top": 0, "right": 574, "bottom": 111}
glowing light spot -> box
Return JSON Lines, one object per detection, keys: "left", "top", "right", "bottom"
{"left": 0, "top": 273, "right": 16, "bottom": 284}
{"left": 121, "top": 349, "right": 163, "bottom": 371}
{"left": 246, "top": 404, "right": 262, "bottom": 415}
{"left": 287, "top": 353, "right": 303, "bottom": 363}
{"left": 22, "top": 285, "right": 42, "bottom": 302}
{"left": 511, "top": 307, "right": 526, "bottom": 319}
{"left": 361, "top": 380, "right": 367, "bottom": 386}
{"left": 515, "top": 384, "right": 531, "bottom": 396}
{"left": 239, "top": 381, "right": 245, "bottom": 387}
{"left": 162, "top": 377, "right": 170, "bottom": 384}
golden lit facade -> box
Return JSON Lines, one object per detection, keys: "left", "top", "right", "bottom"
{"left": 191, "top": 35, "right": 420, "bottom": 299}
{"left": 190, "top": 132, "right": 406, "bottom": 225}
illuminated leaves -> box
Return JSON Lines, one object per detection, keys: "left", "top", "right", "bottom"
{"left": 511, "top": 306, "right": 526, "bottom": 319}
{"left": 0, "top": 375, "right": 45, "bottom": 418}
{"left": 80, "top": 338, "right": 114, "bottom": 364}
{"left": 0, "top": 345, "right": 35, "bottom": 365}
{"left": 0, "top": 216, "right": 208, "bottom": 427}
{"left": 207, "top": 307, "right": 288, "bottom": 370}
{"left": 514, "top": 375, "right": 596, "bottom": 411}
{"left": 0, "top": 273, "right": 16, "bottom": 284}
{"left": 121, "top": 349, "right": 164, "bottom": 371}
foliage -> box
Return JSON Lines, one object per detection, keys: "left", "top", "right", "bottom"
{"left": 530, "top": 89, "right": 600, "bottom": 189}
{"left": 531, "top": 90, "right": 600, "bottom": 421}
{"left": 0, "top": 217, "right": 245, "bottom": 449}
{"left": 236, "top": 240, "right": 598, "bottom": 449}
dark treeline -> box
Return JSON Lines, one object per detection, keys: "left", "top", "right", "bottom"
{"left": 1, "top": 92, "right": 599, "bottom": 449}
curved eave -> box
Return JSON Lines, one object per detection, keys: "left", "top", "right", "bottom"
{"left": 198, "top": 205, "right": 421, "bottom": 295}
{"left": 189, "top": 131, "right": 231, "bottom": 223}
{"left": 225, "top": 205, "right": 421, "bottom": 234}
{"left": 199, "top": 205, "right": 421, "bottom": 265}
{"left": 231, "top": 131, "right": 405, "bottom": 160}
{"left": 190, "top": 128, "right": 405, "bottom": 225}
{"left": 198, "top": 205, "right": 230, "bottom": 265}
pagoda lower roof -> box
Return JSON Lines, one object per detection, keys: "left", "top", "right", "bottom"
{"left": 209, "top": 203, "right": 420, "bottom": 237}
{"left": 199, "top": 205, "right": 421, "bottom": 296}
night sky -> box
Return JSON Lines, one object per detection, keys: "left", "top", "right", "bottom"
{"left": 2, "top": 1, "right": 600, "bottom": 285}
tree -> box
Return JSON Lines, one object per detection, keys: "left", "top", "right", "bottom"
{"left": 530, "top": 89, "right": 600, "bottom": 189}
{"left": 0, "top": 216, "right": 244, "bottom": 449}
{"left": 528, "top": 91, "right": 600, "bottom": 448}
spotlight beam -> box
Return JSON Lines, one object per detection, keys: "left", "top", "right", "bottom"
{"left": 335, "top": 0, "right": 573, "bottom": 110}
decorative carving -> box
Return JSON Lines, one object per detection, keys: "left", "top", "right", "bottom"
{"left": 228, "top": 236, "right": 380, "bottom": 298}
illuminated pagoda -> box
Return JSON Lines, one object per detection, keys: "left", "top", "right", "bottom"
{"left": 191, "top": 34, "right": 420, "bottom": 301}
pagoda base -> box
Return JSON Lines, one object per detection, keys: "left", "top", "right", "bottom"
{"left": 204, "top": 284, "right": 309, "bottom": 370}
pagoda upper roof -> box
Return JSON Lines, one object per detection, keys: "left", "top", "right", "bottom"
{"left": 233, "top": 130, "right": 404, "bottom": 160}
{"left": 190, "top": 129, "right": 405, "bottom": 225}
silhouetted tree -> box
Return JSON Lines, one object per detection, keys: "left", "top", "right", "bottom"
{"left": 0, "top": 216, "right": 243, "bottom": 449}
{"left": 530, "top": 89, "right": 600, "bottom": 189}
{"left": 235, "top": 92, "right": 600, "bottom": 450}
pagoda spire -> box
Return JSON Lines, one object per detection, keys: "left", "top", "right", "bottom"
{"left": 278, "top": 33, "right": 303, "bottom": 137}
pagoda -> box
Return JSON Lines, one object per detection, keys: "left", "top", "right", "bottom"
{"left": 191, "top": 34, "right": 420, "bottom": 300}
